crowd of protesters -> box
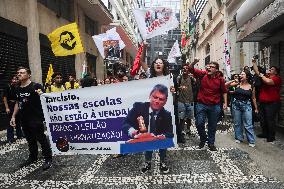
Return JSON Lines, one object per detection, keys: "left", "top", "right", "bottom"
{"left": 1, "top": 47, "right": 282, "bottom": 174}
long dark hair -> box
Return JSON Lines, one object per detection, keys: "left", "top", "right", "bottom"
{"left": 149, "top": 57, "right": 169, "bottom": 77}
{"left": 243, "top": 70, "right": 252, "bottom": 84}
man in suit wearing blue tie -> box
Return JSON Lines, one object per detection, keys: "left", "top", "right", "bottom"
{"left": 123, "top": 84, "right": 173, "bottom": 174}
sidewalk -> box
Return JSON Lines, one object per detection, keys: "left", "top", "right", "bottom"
{"left": 0, "top": 119, "right": 284, "bottom": 188}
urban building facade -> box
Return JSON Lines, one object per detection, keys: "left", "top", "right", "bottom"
{"left": 180, "top": 0, "right": 258, "bottom": 77}
{"left": 236, "top": 0, "right": 284, "bottom": 127}
{"left": 0, "top": 0, "right": 142, "bottom": 129}
{"left": 180, "top": 0, "right": 284, "bottom": 127}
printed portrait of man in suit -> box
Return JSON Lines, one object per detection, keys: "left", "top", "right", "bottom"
{"left": 122, "top": 84, "right": 174, "bottom": 139}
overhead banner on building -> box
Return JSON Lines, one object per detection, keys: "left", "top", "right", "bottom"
{"left": 48, "top": 23, "right": 84, "bottom": 56}
{"left": 93, "top": 27, "right": 125, "bottom": 59}
{"left": 133, "top": 7, "right": 179, "bottom": 40}
{"left": 40, "top": 76, "right": 176, "bottom": 155}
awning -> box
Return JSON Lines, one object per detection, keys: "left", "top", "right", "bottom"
{"left": 236, "top": 0, "right": 275, "bottom": 29}
{"left": 236, "top": 0, "right": 284, "bottom": 42}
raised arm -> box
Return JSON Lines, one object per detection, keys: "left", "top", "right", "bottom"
{"left": 225, "top": 80, "right": 239, "bottom": 87}
{"left": 140, "top": 42, "right": 148, "bottom": 72}
{"left": 188, "top": 58, "right": 207, "bottom": 78}
{"left": 188, "top": 58, "right": 200, "bottom": 70}
{"left": 252, "top": 58, "right": 275, "bottom": 85}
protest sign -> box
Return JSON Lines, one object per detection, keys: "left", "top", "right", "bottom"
{"left": 40, "top": 76, "right": 176, "bottom": 155}
{"left": 133, "top": 7, "right": 179, "bottom": 40}
{"left": 92, "top": 27, "right": 125, "bottom": 59}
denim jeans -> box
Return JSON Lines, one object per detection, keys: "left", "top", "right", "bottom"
{"left": 232, "top": 99, "right": 255, "bottom": 144}
{"left": 195, "top": 103, "right": 221, "bottom": 144}
{"left": 145, "top": 149, "right": 166, "bottom": 162}
{"left": 178, "top": 102, "right": 194, "bottom": 119}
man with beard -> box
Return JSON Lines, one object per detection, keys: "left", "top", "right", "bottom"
{"left": 46, "top": 72, "right": 66, "bottom": 93}
{"left": 177, "top": 64, "right": 195, "bottom": 138}
{"left": 10, "top": 67, "right": 52, "bottom": 170}
{"left": 189, "top": 59, "right": 227, "bottom": 151}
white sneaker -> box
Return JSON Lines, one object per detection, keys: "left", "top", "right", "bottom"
{"left": 248, "top": 143, "right": 255, "bottom": 147}
{"left": 235, "top": 140, "right": 241, "bottom": 144}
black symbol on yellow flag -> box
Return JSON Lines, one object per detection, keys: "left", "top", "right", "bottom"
{"left": 59, "top": 31, "right": 76, "bottom": 50}
{"left": 48, "top": 23, "right": 84, "bottom": 56}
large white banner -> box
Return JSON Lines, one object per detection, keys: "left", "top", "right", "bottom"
{"left": 133, "top": 7, "right": 179, "bottom": 40}
{"left": 41, "top": 76, "right": 176, "bottom": 155}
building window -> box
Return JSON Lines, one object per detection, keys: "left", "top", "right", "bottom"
{"left": 122, "top": 0, "right": 125, "bottom": 6}
{"left": 38, "top": 0, "right": 74, "bottom": 21}
{"left": 108, "top": 0, "right": 112, "bottom": 10}
{"left": 216, "top": 0, "right": 222, "bottom": 8}
{"left": 201, "top": 20, "right": 206, "bottom": 31}
{"left": 205, "top": 43, "right": 210, "bottom": 54}
{"left": 205, "top": 55, "right": 210, "bottom": 65}
{"left": 120, "top": 49, "right": 124, "bottom": 59}
{"left": 208, "top": 8, "right": 212, "bottom": 21}
{"left": 85, "top": 15, "right": 98, "bottom": 36}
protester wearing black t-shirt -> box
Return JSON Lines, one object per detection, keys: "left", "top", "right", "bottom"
{"left": 2, "top": 75, "right": 23, "bottom": 143}
{"left": 10, "top": 67, "right": 52, "bottom": 170}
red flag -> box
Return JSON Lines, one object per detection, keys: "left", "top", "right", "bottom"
{"left": 181, "top": 32, "right": 190, "bottom": 48}
{"left": 130, "top": 44, "right": 144, "bottom": 77}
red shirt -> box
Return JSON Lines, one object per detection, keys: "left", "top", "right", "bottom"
{"left": 190, "top": 68, "right": 227, "bottom": 105}
{"left": 259, "top": 75, "right": 281, "bottom": 103}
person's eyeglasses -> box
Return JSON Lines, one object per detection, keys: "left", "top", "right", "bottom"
{"left": 209, "top": 66, "right": 216, "bottom": 68}
{"left": 154, "top": 62, "right": 164, "bottom": 65}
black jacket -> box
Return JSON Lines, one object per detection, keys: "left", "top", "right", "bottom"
{"left": 122, "top": 102, "right": 173, "bottom": 138}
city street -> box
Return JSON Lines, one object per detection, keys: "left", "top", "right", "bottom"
{"left": 1, "top": 0, "right": 284, "bottom": 188}
{"left": 1, "top": 120, "right": 284, "bottom": 189}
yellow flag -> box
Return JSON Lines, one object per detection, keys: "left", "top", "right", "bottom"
{"left": 45, "top": 64, "right": 54, "bottom": 84}
{"left": 48, "top": 23, "right": 84, "bottom": 56}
